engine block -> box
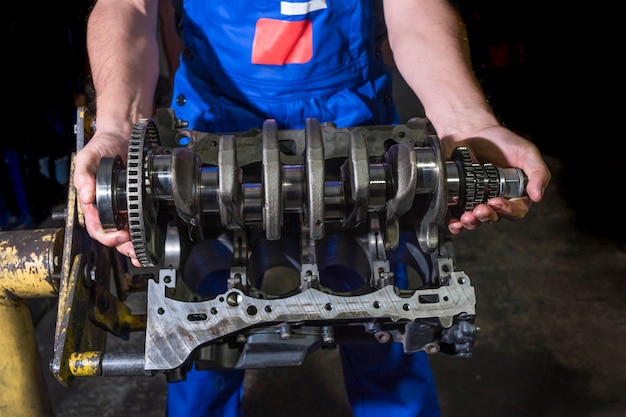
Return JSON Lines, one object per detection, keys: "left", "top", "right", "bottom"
{"left": 92, "top": 109, "right": 525, "bottom": 378}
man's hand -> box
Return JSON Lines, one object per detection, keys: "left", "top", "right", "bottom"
{"left": 73, "top": 131, "right": 142, "bottom": 267}
{"left": 443, "top": 124, "right": 551, "bottom": 234}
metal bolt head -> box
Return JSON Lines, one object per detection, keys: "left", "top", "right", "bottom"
{"left": 424, "top": 343, "right": 440, "bottom": 354}
{"left": 374, "top": 331, "right": 391, "bottom": 344}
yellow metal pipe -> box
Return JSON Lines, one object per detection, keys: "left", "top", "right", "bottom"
{"left": 0, "top": 228, "right": 62, "bottom": 415}
{"left": 69, "top": 351, "right": 102, "bottom": 377}
{"left": 0, "top": 298, "right": 53, "bottom": 417}
{"left": 0, "top": 229, "right": 62, "bottom": 298}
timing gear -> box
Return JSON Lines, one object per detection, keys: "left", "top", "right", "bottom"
{"left": 126, "top": 118, "right": 165, "bottom": 267}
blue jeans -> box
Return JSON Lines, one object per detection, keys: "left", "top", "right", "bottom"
{"left": 167, "top": 345, "right": 440, "bottom": 417}
{"left": 167, "top": 232, "right": 441, "bottom": 417}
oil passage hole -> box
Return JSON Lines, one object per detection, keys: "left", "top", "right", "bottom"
{"left": 418, "top": 294, "right": 440, "bottom": 304}
{"left": 226, "top": 292, "right": 241, "bottom": 306}
{"left": 187, "top": 313, "right": 208, "bottom": 322}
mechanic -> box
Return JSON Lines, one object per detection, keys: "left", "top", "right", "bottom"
{"left": 73, "top": 1, "right": 551, "bottom": 416}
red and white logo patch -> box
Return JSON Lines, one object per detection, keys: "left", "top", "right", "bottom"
{"left": 251, "top": 18, "right": 313, "bottom": 65}
{"left": 251, "top": 0, "right": 327, "bottom": 65}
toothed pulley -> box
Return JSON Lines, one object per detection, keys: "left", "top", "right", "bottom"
{"left": 96, "top": 118, "right": 167, "bottom": 267}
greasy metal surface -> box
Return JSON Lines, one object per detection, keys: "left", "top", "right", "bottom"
{"left": 262, "top": 119, "right": 282, "bottom": 239}
{"left": 344, "top": 131, "right": 369, "bottom": 226}
{"left": 144, "top": 268, "right": 475, "bottom": 370}
{"left": 384, "top": 141, "right": 418, "bottom": 222}
{"left": 217, "top": 134, "right": 242, "bottom": 230}
{"left": 182, "top": 119, "right": 430, "bottom": 167}
{"left": 418, "top": 134, "right": 447, "bottom": 253}
{"left": 83, "top": 116, "right": 512, "bottom": 373}
{"left": 0, "top": 228, "right": 62, "bottom": 298}
{"left": 304, "top": 118, "right": 325, "bottom": 239}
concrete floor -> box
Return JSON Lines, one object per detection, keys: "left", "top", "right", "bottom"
{"left": 24, "top": 71, "right": 626, "bottom": 417}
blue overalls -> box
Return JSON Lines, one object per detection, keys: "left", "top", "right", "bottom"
{"left": 167, "top": 1, "right": 441, "bottom": 416}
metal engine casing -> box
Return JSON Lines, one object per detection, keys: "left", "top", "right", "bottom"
{"left": 91, "top": 108, "right": 525, "bottom": 379}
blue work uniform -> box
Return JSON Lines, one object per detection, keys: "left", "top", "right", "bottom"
{"left": 167, "top": 1, "right": 441, "bottom": 416}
